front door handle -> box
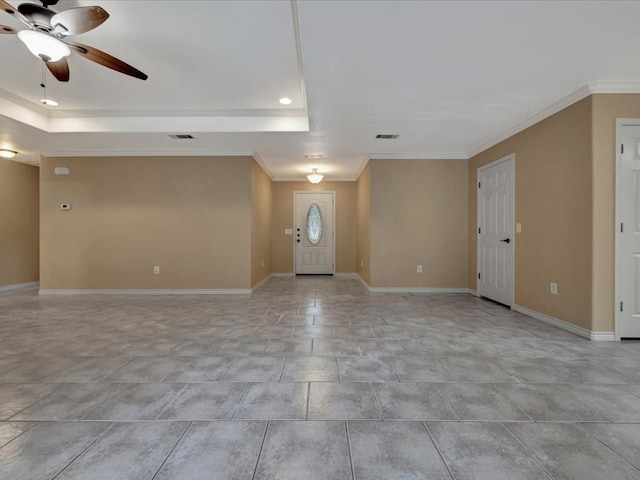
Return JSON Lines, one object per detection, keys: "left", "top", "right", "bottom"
{"left": 500, "top": 238, "right": 511, "bottom": 244}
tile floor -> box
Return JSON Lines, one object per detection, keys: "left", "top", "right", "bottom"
{"left": 0, "top": 276, "right": 639, "bottom": 479}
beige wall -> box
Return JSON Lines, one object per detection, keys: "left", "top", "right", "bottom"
{"left": 591, "top": 94, "right": 640, "bottom": 331}
{"left": 0, "top": 159, "right": 39, "bottom": 287}
{"left": 369, "top": 159, "right": 468, "bottom": 288}
{"left": 40, "top": 156, "right": 253, "bottom": 290}
{"left": 251, "top": 160, "right": 273, "bottom": 287}
{"left": 356, "top": 163, "right": 371, "bottom": 284}
{"left": 469, "top": 97, "right": 593, "bottom": 330}
{"left": 271, "top": 181, "right": 357, "bottom": 274}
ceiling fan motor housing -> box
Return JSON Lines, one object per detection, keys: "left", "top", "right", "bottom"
{"left": 18, "top": 3, "right": 55, "bottom": 31}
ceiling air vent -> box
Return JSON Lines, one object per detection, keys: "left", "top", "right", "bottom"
{"left": 375, "top": 134, "right": 399, "bottom": 139}
{"left": 169, "top": 134, "right": 195, "bottom": 139}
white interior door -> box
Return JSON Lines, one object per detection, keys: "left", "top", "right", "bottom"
{"left": 477, "top": 154, "right": 515, "bottom": 307}
{"left": 619, "top": 125, "right": 640, "bottom": 338}
{"left": 295, "top": 192, "right": 334, "bottom": 275}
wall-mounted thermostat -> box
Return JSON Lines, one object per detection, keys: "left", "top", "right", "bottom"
{"left": 60, "top": 204, "right": 72, "bottom": 210}
{"left": 54, "top": 167, "right": 70, "bottom": 175}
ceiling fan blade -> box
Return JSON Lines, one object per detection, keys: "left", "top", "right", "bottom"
{"left": 45, "top": 57, "right": 69, "bottom": 82}
{"left": 0, "top": 23, "right": 17, "bottom": 33}
{"left": 0, "top": 0, "right": 28, "bottom": 24}
{"left": 51, "top": 6, "right": 109, "bottom": 35}
{"left": 67, "top": 41, "right": 148, "bottom": 80}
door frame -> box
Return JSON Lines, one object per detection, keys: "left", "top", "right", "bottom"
{"left": 476, "top": 153, "right": 516, "bottom": 308}
{"left": 293, "top": 190, "right": 336, "bottom": 275}
{"left": 614, "top": 119, "right": 640, "bottom": 340}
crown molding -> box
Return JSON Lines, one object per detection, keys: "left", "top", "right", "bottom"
{"left": 271, "top": 176, "right": 357, "bottom": 182}
{"left": 41, "top": 150, "right": 254, "bottom": 158}
{"left": 252, "top": 152, "right": 274, "bottom": 180}
{"left": 466, "top": 85, "right": 592, "bottom": 158}
{"left": 467, "top": 81, "right": 640, "bottom": 158}
{"left": 368, "top": 153, "right": 468, "bottom": 160}
{"left": 46, "top": 107, "right": 308, "bottom": 119}
{"left": 588, "top": 81, "right": 640, "bottom": 94}
{"left": 354, "top": 156, "right": 370, "bottom": 180}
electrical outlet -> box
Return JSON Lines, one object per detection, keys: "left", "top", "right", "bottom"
{"left": 417, "top": 265, "right": 423, "bottom": 273}
{"left": 550, "top": 282, "right": 557, "bottom": 295}
{"left": 153, "top": 266, "right": 160, "bottom": 275}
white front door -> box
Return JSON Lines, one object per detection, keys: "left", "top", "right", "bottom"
{"left": 619, "top": 125, "right": 640, "bottom": 338}
{"left": 477, "top": 154, "right": 515, "bottom": 307}
{"left": 295, "top": 192, "right": 334, "bottom": 275}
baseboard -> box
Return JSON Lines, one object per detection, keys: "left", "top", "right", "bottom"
{"left": 355, "top": 275, "right": 472, "bottom": 294}
{"left": 39, "top": 288, "right": 252, "bottom": 295}
{"left": 271, "top": 273, "right": 356, "bottom": 278}
{"left": 513, "top": 304, "right": 615, "bottom": 341}
{"left": 590, "top": 332, "right": 616, "bottom": 342}
{"left": 251, "top": 274, "right": 273, "bottom": 292}
{"left": 0, "top": 281, "right": 39, "bottom": 292}
{"left": 369, "top": 287, "right": 474, "bottom": 294}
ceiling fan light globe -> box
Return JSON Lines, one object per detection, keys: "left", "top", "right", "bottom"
{"left": 17, "top": 30, "right": 70, "bottom": 62}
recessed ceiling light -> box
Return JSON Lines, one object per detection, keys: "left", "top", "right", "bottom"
{"left": 279, "top": 97, "right": 292, "bottom": 105}
{"left": 0, "top": 149, "right": 17, "bottom": 159}
{"left": 305, "top": 154, "right": 324, "bottom": 159}
{"left": 41, "top": 98, "right": 58, "bottom": 106}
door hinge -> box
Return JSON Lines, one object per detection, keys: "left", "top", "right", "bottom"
{"left": 478, "top": 227, "right": 481, "bottom": 234}
{"left": 621, "top": 301, "right": 624, "bottom": 312}
{"left": 621, "top": 144, "right": 624, "bottom": 154}
{"left": 478, "top": 182, "right": 481, "bottom": 189}
{"left": 478, "top": 273, "right": 481, "bottom": 279}
{"left": 621, "top": 222, "right": 624, "bottom": 233}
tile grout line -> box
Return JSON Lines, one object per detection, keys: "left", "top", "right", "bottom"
{"left": 344, "top": 421, "right": 357, "bottom": 480}
{"left": 0, "top": 420, "right": 40, "bottom": 451}
{"left": 384, "top": 357, "right": 402, "bottom": 383}
{"left": 499, "top": 422, "right": 556, "bottom": 479}
{"left": 305, "top": 381, "right": 311, "bottom": 420}
{"left": 367, "top": 382, "right": 384, "bottom": 420}
{"left": 150, "top": 421, "right": 192, "bottom": 480}
{"left": 251, "top": 421, "right": 270, "bottom": 480}
{"left": 229, "top": 383, "right": 251, "bottom": 420}
{"left": 577, "top": 423, "right": 640, "bottom": 473}
{"left": 421, "top": 422, "right": 455, "bottom": 480}
{"left": 430, "top": 383, "right": 461, "bottom": 422}
{"left": 5, "top": 383, "right": 68, "bottom": 421}
{"left": 219, "top": 356, "right": 239, "bottom": 382}
{"left": 50, "top": 421, "right": 117, "bottom": 480}
{"left": 278, "top": 357, "right": 288, "bottom": 382}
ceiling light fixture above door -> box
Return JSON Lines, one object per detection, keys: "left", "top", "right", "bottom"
{"left": 306, "top": 168, "right": 324, "bottom": 184}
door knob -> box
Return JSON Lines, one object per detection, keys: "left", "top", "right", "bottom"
{"left": 500, "top": 238, "right": 511, "bottom": 244}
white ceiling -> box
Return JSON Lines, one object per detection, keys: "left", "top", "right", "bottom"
{"left": 2, "top": 0, "right": 640, "bottom": 179}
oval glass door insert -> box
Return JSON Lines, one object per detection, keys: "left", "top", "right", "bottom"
{"left": 306, "top": 203, "right": 323, "bottom": 245}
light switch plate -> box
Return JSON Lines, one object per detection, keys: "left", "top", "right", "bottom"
{"left": 516, "top": 223, "right": 522, "bottom": 233}
{"left": 284, "top": 228, "right": 293, "bottom": 235}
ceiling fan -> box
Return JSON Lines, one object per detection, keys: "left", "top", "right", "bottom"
{"left": 0, "top": 0, "right": 147, "bottom": 82}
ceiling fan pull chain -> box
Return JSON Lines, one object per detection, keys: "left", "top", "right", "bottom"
{"left": 40, "top": 62, "right": 46, "bottom": 97}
